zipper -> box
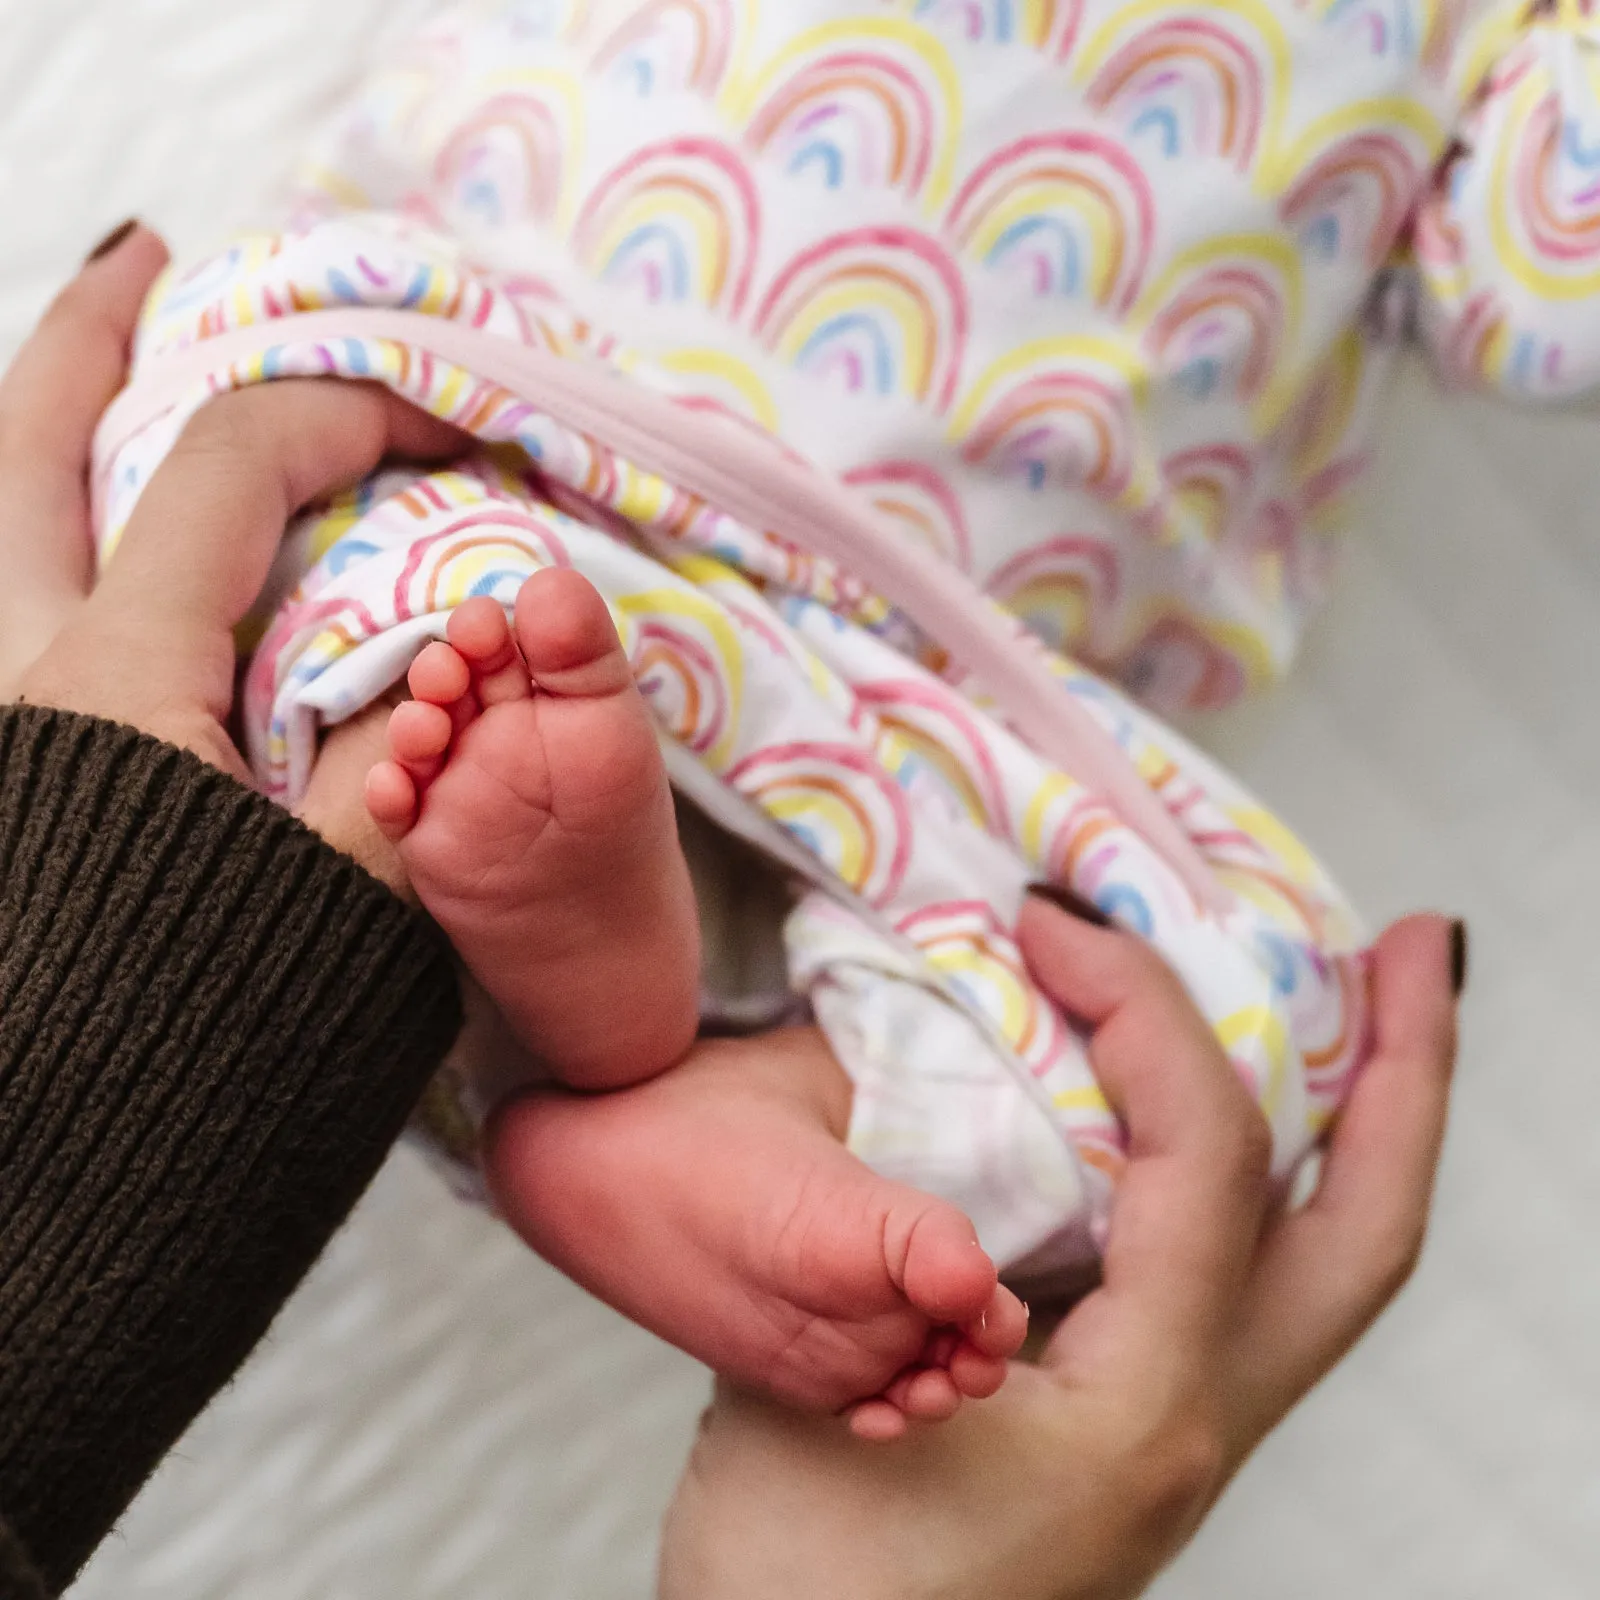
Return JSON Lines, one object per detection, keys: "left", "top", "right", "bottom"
{"left": 95, "top": 306, "right": 1229, "bottom": 914}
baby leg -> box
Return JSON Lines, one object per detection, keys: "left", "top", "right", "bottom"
{"left": 354, "top": 578, "right": 1022, "bottom": 1429}
{"left": 486, "top": 1025, "right": 1028, "bottom": 1439}
{"left": 317, "top": 680, "right": 1021, "bottom": 1430}
{"left": 366, "top": 568, "right": 700, "bottom": 1089}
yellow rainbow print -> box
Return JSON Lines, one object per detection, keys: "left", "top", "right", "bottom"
{"left": 651, "top": 345, "right": 781, "bottom": 430}
{"left": 616, "top": 584, "right": 746, "bottom": 767}
{"left": 984, "top": 536, "right": 1120, "bottom": 655}
{"left": 1162, "top": 443, "right": 1255, "bottom": 547}
{"left": 896, "top": 901, "right": 1048, "bottom": 1057}
{"left": 727, "top": 740, "right": 916, "bottom": 906}
{"left": 1488, "top": 65, "right": 1600, "bottom": 300}
{"left": 1121, "top": 609, "right": 1278, "bottom": 708}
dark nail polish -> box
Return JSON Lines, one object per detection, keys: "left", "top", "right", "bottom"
{"left": 85, "top": 218, "right": 138, "bottom": 264}
{"left": 1028, "top": 881, "right": 1112, "bottom": 928}
{"left": 1449, "top": 919, "right": 1468, "bottom": 997}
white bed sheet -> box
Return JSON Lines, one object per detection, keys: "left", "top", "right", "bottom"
{"left": 4, "top": 5, "right": 1599, "bottom": 1594}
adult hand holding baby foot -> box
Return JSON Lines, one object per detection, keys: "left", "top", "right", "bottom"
{"left": 3, "top": 219, "right": 1024, "bottom": 1459}
{"left": 0, "top": 223, "right": 468, "bottom": 1597}
{"left": 659, "top": 901, "right": 1461, "bottom": 1600}
{"left": 0, "top": 220, "right": 1462, "bottom": 1600}
{"left": 0, "top": 217, "right": 1018, "bottom": 1551}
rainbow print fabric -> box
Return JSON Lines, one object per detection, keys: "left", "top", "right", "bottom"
{"left": 1416, "top": 0, "right": 1600, "bottom": 394}
{"left": 278, "top": 0, "right": 1592, "bottom": 714}
{"left": 97, "top": 214, "right": 1368, "bottom": 1270}
{"left": 94, "top": 0, "right": 1600, "bottom": 1264}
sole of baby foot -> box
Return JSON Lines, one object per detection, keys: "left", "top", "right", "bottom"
{"left": 364, "top": 568, "right": 700, "bottom": 1089}
{"left": 485, "top": 1028, "right": 1029, "bottom": 1431}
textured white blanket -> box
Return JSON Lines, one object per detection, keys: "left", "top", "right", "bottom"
{"left": 5, "top": 4, "right": 1598, "bottom": 1594}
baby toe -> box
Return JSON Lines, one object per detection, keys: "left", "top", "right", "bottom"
{"left": 897, "top": 1367, "right": 962, "bottom": 1423}
{"left": 388, "top": 698, "right": 455, "bottom": 773}
{"left": 447, "top": 595, "right": 515, "bottom": 666}
{"left": 364, "top": 760, "right": 419, "bottom": 841}
{"left": 407, "top": 640, "right": 472, "bottom": 707}
{"left": 895, "top": 1202, "right": 1001, "bottom": 1328}
{"left": 514, "top": 568, "right": 632, "bottom": 698}
{"left": 447, "top": 597, "right": 529, "bottom": 707}
{"left": 964, "top": 1284, "right": 1029, "bottom": 1360}
{"left": 846, "top": 1399, "right": 908, "bottom": 1444}
{"left": 948, "top": 1344, "right": 1009, "bottom": 1401}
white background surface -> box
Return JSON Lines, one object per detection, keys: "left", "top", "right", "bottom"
{"left": 4, "top": 4, "right": 1599, "bottom": 1595}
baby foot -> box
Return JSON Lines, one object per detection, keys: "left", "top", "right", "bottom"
{"left": 365, "top": 567, "right": 700, "bottom": 1089}
{"left": 488, "top": 1028, "right": 1030, "bottom": 1440}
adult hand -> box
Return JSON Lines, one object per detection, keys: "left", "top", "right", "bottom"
{"left": 658, "top": 906, "right": 1460, "bottom": 1600}
{"left": 0, "top": 221, "right": 463, "bottom": 801}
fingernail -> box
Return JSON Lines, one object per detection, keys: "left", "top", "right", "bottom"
{"left": 85, "top": 218, "right": 138, "bottom": 264}
{"left": 1450, "top": 919, "right": 1468, "bottom": 997}
{"left": 1028, "top": 880, "right": 1112, "bottom": 928}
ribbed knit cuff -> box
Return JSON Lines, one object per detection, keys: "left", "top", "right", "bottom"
{"left": 0, "top": 706, "right": 462, "bottom": 1596}
{"left": 0, "top": 1520, "right": 44, "bottom": 1600}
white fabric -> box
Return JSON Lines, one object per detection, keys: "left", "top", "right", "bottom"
{"left": 5, "top": 6, "right": 1600, "bottom": 1598}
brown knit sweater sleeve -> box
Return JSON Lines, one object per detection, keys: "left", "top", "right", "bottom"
{"left": 0, "top": 706, "right": 463, "bottom": 1598}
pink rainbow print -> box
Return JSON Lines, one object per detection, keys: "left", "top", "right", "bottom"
{"left": 574, "top": 138, "right": 761, "bottom": 316}
{"left": 959, "top": 361, "right": 1138, "bottom": 496}
{"left": 1512, "top": 90, "right": 1600, "bottom": 269}
{"left": 1084, "top": 16, "right": 1268, "bottom": 173}
{"left": 858, "top": 676, "right": 1012, "bottom": 831}
{"left": 1143, "top": 259, "right": 1289, "bottom": 402}
{"left": 1162, "top": 443, "right": 1254, "bottom": 543}
{"left": 842, "top": 458, "right": 972, "bottom": 569}
{"left": 945, "top": 131, "right": 1155, "bottom": 312}
{"left": 742, "top": 29, "right": 955, "bottom": 201}
{"left": 752, "top": 226, "right": 969, "bottom": 411}
{"left": 590, "top": 0, "right": 734, "bottom": 96}
{"left": 985, "top": 535, "right": 1120, "bottom": 653}
{"left": 1122, "top": 612, "right": 1249, "bottom": 710}
{"left": 1282, "top": 130, "right": 1424, "bottom": 271}
{"left": 432, "top": 90, "right": 569, "bottom": 226}
{"left": 912, "top": 0, "right": 1084, "bottom": 57}
{"left": 727, "top": 738, "right": 915, "bottom": 907}
{"left": 634, "top": 618, "right": 732, "bottom": 755}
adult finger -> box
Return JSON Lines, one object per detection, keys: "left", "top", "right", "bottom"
{"left": 1227, "top": 914, "right": 1459, "bottom": 1441}
{"left": 0, "top": 223, "right": 170, "bottom": 686}
{"left": 1018, "top": 897, "right": 1273, "bottom": 1361}
{"left": 83, "top": 380, "right": 467, "bottom": 725}
{"left": 102, "top": 379, "right": 466, "bottom": 634}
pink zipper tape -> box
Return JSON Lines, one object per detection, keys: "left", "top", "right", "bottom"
{"left": 95, "top": 307, "right": 1228, "bottom": 914}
